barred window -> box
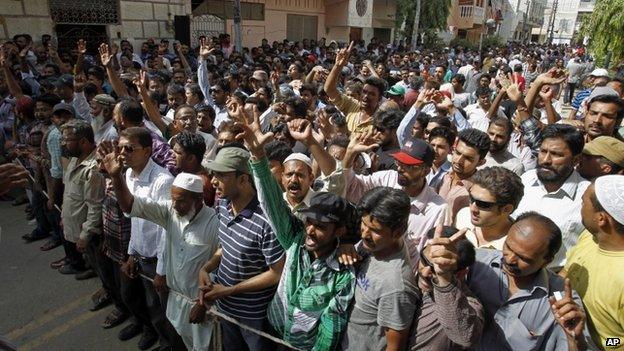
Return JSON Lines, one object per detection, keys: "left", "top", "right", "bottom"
{"left": 49, "top": 0, "right": 120, "bottom": 25}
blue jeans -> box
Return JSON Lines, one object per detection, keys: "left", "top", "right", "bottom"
{"left": 220, "top": 316, "right": 272, "bottom": 351}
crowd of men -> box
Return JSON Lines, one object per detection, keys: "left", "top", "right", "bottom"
{"left": 0, "top": 32, "right": 623, "bottom": 351}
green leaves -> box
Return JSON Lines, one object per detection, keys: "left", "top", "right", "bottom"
{"left": 581, "top": 0, "right": 624, "bottom": 66}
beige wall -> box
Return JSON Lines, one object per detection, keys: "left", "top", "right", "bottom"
{"left": 0, "top": 0, "right": 191, "bottom": 49}
{"left": 0, "top": 0, "right": 54, "bottom": 41}
{"left": 224, "top": 0, "right": 327, "bottom": 47}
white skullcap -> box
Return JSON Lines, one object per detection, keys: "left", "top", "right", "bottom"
{"left": 595, "top": 175, "right": 624, "bottom": 225}
{"left": 172, "top": 172, "right": 204, "bottom": 193}
{"left": 283, "top": 153, "right": 312, "bottom": 169}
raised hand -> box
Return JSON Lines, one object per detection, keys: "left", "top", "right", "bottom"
{"left": 110, "top": 42, "right": 119, "bottom": 56}
{"left": 347, "top": 129, "right": 379, "bottom": 154}
{"left": 99, "top": 43, "right": 112, "bottom": 66}
{"left": 426, "top": 226, "right": 468, "bottom": 284}
{"left": 199, "top": 37, "right": 215, "bottom": 60}
{"left": 506, "top": 83, "right": 523, "bottom": 104}
{"left": 173, "top": 41, "right": 181, "bottom": 53}
{"left": 549, "top": 278, "right": 586, "bottom": 340}
{"left": 415, "top": 88, "right": 436, "bottom": 108}
{"left": 539, "top": 85, "right": 555, "bottom": 101}
{"left": 233, "top": 111, "right": 274, "bottom": 158}
{"left": 18, "top": 43, "right": 31, "bottom": 59}
{"left": 77, "top": 39, "right": 87, "bottom": 55}
{"left": 270, "top": 69, "right": 280, "bottom": 87}
{"left": 286, "top": 119, "right": 314, "bottom": 144}
{"left": 133, "top": 69, "right": 148, "bottom": 89}
{"left": 335, "top": 41, "right": 354, "bottom": 67}
{"left": 97, "top": 140, "right": 123, "bottom": 177}
{"left": 538, "top": 67, "right": 567, "bottom": 85}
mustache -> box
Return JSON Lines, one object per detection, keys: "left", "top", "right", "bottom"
{"left": 287, "top": 183, "right": 301, "bottom": 190}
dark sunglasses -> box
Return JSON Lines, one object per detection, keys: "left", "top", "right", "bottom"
{"left": 469, "top": 194, "right": 499, "bottom": 210}
{"left": 119, "top": 145, "right": 143, "bottom": 153}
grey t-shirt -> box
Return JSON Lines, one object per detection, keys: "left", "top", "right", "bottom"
{"left": 341, "top": 245, "right": 420, "bottom": 351}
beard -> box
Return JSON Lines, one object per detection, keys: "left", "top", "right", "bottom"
{"left": 536, "top": 163, "right": 574, "bottom": 183}
{"left": 181, "top": 206, "right": 197, "bottom": 222}
{"left": 61, "top": 146, "right": 79, "bottom": 158}
{"left": 489, "top": 141, "right": 508, "bottom": 153}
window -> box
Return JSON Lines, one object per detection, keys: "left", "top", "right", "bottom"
{"left": 203, "top": 1, "right": 264, "bottom": 21}
{"left": 286, "top": 14, "right": 318, "bottom": 41}
{"left": 49, "top": 0, "right": 119, "bottom": 24}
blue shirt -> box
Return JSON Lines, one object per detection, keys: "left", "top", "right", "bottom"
{"left": 214, "top": 197, "right": 285, "bottom": 320}
{"left": 571, "top": 88, "right": 592, "bottom": 111}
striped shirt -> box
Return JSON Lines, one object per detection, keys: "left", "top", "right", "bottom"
{"left": 251, "top": 157, "right": 355, "bottom": 351}
{"left": 214, "top": 196, "right": 285, "bottom": 320}
{"left": 571, "top": 88, "right": 592, "bottom": 115}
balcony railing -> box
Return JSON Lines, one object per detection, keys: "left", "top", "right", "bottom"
{"left": 459, "top": 4, "right": 485, "bottom": 25}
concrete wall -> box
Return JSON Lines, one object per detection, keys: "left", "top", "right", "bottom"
{"left": 0, "top": 0, "right": 55, "bottom": 41}
{"left": 0, "top": 0, "right": 191, "bottom": 50}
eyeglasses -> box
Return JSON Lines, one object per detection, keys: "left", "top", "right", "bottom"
{"left": 119, "top": 145, "right": 144, "bottom": 153}
{"left": 469, "top": 194, "right": 499, "bottom": 210}
{"left": 209, "top": 89, "right": 223, "bottom": 94}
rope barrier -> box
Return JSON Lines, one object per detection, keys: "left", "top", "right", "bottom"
{"left": 12, "top": 159, "right": 302, "bottom": 350}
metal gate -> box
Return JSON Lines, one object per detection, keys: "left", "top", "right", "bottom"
{"left": 54, "top": 24, "right": 109, "bottom": 57}
{"left": 191, "top": 14, "right": 226, "bottom": 46}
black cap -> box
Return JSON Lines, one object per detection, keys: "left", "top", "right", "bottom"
{"left": 391, "top": 137, "right": 435, "bottom": 166}
{"left": 52, "top": 74, "right": 74, "bottom": 88}
{"left": 298, "top": 192, "right": 354, "bottom": 223}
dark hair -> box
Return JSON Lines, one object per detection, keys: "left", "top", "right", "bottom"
{"left": 540, "top": 124, "right": 584, "bottom": 156}
{"left": 358, "top": 187, "right": 410, "bottom": 232}
{"left": 173, "top": 131, "right": 206, "bottom": 164}
{"left": 174, "top": 104, "right": 197, "bottom": 119}
{"left": 427, "top": 116, "right": 452, "bottom": 130}
{"left": 415, "top": 113, "right": 430, "bottom": 131}
{"left": 428, "top": 126, "right": 456, "bottom": 146}
{"left": 44, "top": 63, "right": 61, "bottom": 76}
{"left": 87, "top": 67, "right": 105, "bottom": 82}
{"left": 458, "top": 128, "right": 491, "bottom": 159}
{"left": 61, "top": 119, "right": 95, "bottom": 144}
{"left": 117, "top": 98, "right": 144, "bottom": 126}
{"left": 185, "top": 83, "right": 204, "bottom": 101}
{"left": 284, "top": 96, "right": 308, "bottom": 119}
{"left": 299, "top": 83, "right": 318, "bottom": 96}
{"left": 167, "top": 83, "right": 185, "bottom": 96}
{"left": 451, "top": 73, "right": 466, "bottom": 85}
{"left": 425, "top": 226, "right": 475, "bottom": 271}
{"left": 213, "top": 78, "right": 231, "bottom": 93}
{"left": 120, "top": 127, "right": 152, "bottom": 148}
{"left": 472, "top": 167, "right": 524, "bottom": 209}
{"left": 197, "top": 104, "right": 216, "bottom": 119}
{"left": 488, "top": 116, "right": 514, "bottom": 140}
{"left": 587, "top": 94, "right": 624, "bottom": 126}
{"left": 265, "top": 140, "right": 292, "bottom": 163}
{"left": 364, "top": 77, "right": 387, "bottom": 98}
{"left": 514, "top": 211, "right": 562, "bottom": 261}
{"left": 476, "top": 86, "right": 492, "bottom": 98}
{"left": 35, "top": 93, "right": 61, "bottom": 107}
{"left": 513, "top": 64, "right": 523, "bottom": 73}
{"left": 327, "top": 134, "right": 350, "bottom": 149}
{"left": 373, "top": 109, "right": 403, "bottom": 130}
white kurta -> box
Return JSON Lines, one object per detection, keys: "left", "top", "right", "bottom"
{"left": 131, "top": 197, "right": 220, "bottom": 350}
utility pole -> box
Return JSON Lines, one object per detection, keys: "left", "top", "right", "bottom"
{"left": 411, "top": 0, "right": 421, "bottom": 51}
{"left": 233, "top": 0, "right": 243, "bottom": 52}
{"left": 523, "top": 0, "right": 532, "bottom": 43}
{"left": 547, "top": 0, "right": 558, "bottom": 44}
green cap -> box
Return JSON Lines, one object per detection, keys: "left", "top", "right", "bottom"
{"left": 386, "top": 85, "right": 406, "bottom": 96}
{"left": 205, "top": 146, "right": 251, "bottom": 174}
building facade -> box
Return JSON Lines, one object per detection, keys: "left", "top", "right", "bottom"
{"left": 535, "top": 0, "right": 594, "bottom": 44}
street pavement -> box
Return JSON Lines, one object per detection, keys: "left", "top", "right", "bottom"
{"left": 0, "top": 198, "right": 137, "bottom": 351}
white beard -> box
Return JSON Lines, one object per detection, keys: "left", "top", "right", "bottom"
{"left": 181, "top": 206, "right": 197, "bottom": 223}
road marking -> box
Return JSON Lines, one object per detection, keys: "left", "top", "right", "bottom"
{"left": 18, "top": 307, "right": 108, "bottom": 351}
{"left": 4, "top": 293, "right": 91, "bottom": 340}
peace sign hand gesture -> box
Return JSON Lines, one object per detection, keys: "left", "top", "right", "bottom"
{"left": 426, "top": 225, "right": 468, "bottom": 286}
{"left": 77, "top": 39, "right": 87, "bottom": 55}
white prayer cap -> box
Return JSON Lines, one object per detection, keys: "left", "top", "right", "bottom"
{"left": 595, "top": 175, "right": 624, "bottom": 225}
{"left": 172, "top": 172, "right": 204, "bottom": 193}
{"left": 283, "top": 153, "right": 312, "bottom": 169}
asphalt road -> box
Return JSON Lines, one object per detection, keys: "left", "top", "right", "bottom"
{"left": 0, "top": 198, "right": 138, "bottom": 351}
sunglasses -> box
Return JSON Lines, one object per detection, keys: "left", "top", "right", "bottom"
{"left": 119, "top": 145, "right": 143, "bottom": 153}
{"left": 469, "top": 194, "right": 499, "bottom": 210}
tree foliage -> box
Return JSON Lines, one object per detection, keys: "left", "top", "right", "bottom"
{"left": 581, "top": 0, "right": 624, "bottom": 65}
{"left": 395, "top": 0, "right": 451, "bottom": 47}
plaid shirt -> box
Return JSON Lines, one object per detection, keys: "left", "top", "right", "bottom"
{"left": 251, "top": 157, "right": 355, "bottom": 351}
{"left": 102, "top": 180, "right": 131, "bottom": 263}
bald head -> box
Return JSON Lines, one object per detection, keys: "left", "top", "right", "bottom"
{"left": 512, "top": 212, "right": 562, "bottom": 260}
